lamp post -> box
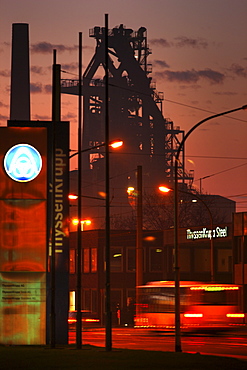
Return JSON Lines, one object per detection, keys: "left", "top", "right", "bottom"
{"left": 104, "top": 13, "right": 112, "bottom": 352}
{"left": 72, "top": 18, "right": 122, "bottom": 350}
{"left": 76, "top": 31, "right": 83, "bottom": 350}
{"left": 127, "top": 167, "right": 143, "bottom": 320}
{"left": 69, "top": 140, "right": 122, "bottom": 350}
{"left": 69, "top": 139, "right": 123, "bottom": 350}
{"left": 174, "top": 105, "right": 247, "bottom": 353}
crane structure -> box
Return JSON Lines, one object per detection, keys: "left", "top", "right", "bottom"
{"left": 61, "top": 24, "right": 193, "bottom": 227}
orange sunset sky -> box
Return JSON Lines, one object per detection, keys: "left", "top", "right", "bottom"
{"left": 1, "top": 0, "right": 247, "bottom": 210}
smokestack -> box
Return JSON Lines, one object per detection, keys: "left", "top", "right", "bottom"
{"left": 10, "top": 23, "right": 30, "bottom": 120}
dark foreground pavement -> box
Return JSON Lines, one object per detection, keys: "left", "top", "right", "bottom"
{"left": 0, "top": 345, "right": 246, "bottom": 370}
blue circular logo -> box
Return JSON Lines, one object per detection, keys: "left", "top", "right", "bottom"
{"left": 4, "top": 144, "right": 42, "bottom": 182}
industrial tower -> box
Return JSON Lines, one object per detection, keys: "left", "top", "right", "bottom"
{"left": 10, "top": 23, "right": 30, "bottom": 120}
{"left": 61, "top": 24, "right": 193, "bottom": 228}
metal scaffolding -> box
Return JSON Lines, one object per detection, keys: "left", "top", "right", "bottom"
{"left": 61, "top": 24, "right": 193, "bottom": 228}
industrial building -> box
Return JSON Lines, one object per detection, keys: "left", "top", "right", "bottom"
{"left": 69, "top": 222, "right": 235, "bottom": 326}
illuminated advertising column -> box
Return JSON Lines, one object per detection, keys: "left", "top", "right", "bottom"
{"left": 8, "top": 119, "right": 70, "bottom": 345}
{"left": 47, "top": 121, "right": 70, "bottom": 345}
{"left": 0, "top": 127, "right": 47, "bottom": 345}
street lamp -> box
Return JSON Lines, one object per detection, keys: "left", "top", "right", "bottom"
{"left": 71, "top": 218, "right": 92, "bottom": 230}
{"left": 173, "top": 105, "right": 247, "bottom": 352}
{"left": 68, "top": 194, "right": 78, "bottom": 200}
{"left": 69, "top": 138, "right": 123, "bottom": 349}
{"left": 159, "top": 186, "right": 171, "bottom": 193}
{"left": 69, "top": 140, "right": 123, "bottom": 159}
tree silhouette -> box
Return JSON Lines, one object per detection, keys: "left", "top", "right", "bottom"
{"left": 111, "top": 189, "right": 231, "bottom": 230}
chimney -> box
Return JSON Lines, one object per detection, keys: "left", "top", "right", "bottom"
{"left": 10, "top": 23, "right": 30, "bottom": 120}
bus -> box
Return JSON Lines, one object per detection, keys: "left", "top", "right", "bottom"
{"left": 134, "top": 281, "right": 246, "bottom": 333}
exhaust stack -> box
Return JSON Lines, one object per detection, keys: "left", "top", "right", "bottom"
{"left": 10, "top": 23, "right": 30, "bottom": 120}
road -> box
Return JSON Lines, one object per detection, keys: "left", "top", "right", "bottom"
{"left": 69, "top": 327, "right": 247, "bottom": 360}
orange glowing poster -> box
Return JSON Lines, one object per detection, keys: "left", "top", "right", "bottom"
{"left": 0, "top": 127, "right": 47, "bottom": 345}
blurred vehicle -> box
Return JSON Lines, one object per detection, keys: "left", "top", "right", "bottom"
{"left": 68, "top": 311, "right": 100, "bottom": 329}
{"left": 135, "top": 281, "right": 246, "bottom": 333}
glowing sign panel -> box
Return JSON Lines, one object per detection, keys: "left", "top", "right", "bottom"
{"left": 190, "top": 286, "right": 239, "bottom": 291}
{"left": 4, "top": 144, "right": 42, "bottom": 182}
{"left": 186, "top": 226, "right": 228, "bottom": 240}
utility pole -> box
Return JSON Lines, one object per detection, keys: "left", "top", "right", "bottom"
{"left": 104, "top": 13, "right": 112, "bottom": 352}
{"left": 76, "top": 32, "right": 83, "bottom": 349}
{"left": 136, "top": 166, "right": 143, "bottom": 316}
{"left": 51, "top": 49, "right": 61, "bottom": 348}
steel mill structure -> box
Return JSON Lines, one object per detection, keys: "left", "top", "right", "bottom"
{"left": 61, "top": 24, "right": 193, "bottom": 228}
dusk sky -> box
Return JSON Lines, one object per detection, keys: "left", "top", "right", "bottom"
{"left": 1, "top": 0, "right": 247, "bottom": 211}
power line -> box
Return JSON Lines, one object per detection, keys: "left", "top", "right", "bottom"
{"left": 70, "top": 150, "right": 247, "bottom": 161}
{"left": 187, "top": 155, "right": 247, "bottom": 160}
{"left": 194, "top": 162, "right": 247, "bottom": 182}
{"left": 164, "top": 98, "right": 247, "bottom": 123}
{"left": 225, "top": 193, "right": 247, "bottom": 198}
{"left": 61, "top": 73, "right": 247, "bottom": 124}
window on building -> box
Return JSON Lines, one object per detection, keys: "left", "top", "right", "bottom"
{"left": 91, "top": 248, "right": 97, "bottom": 272}
{"left": 83, "top": 248, "right": 90, "bottom": 273}
{"left": 91, "top": 290, "right": 97, "bottom": 313}
{"left": 127, "top": 289, "right": 136, "bottom": 311}
{"left": 234, "top": 237, "right": 243, "bottom": 264}
{"left": 127, "top": 248, "right": 135, "bottom": 271}
{"left": 218, "top": 249, "right": 232, "bottom": 272}
{"left": 69, "top": 291, "right": 75, "bottom": 311}
{"left": 69, "top": 249, "right": 76, "bottom": 274}
{"left": 150, "top": 248, "right": 163, "bottom": 272}
{"left": 110, "top": 247, "right": 123, "bottom": 272}
{"left": 127, "top": 248, "right": 146, "bottom": 272}
{"left": 180, "top": 248, "right": 191, "bottom": 272}
{"left": 194, "top": 248, "right": 210, "bottom": 272}
{"left": 84, "top": 289, "right": 90, "bottom": 311}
